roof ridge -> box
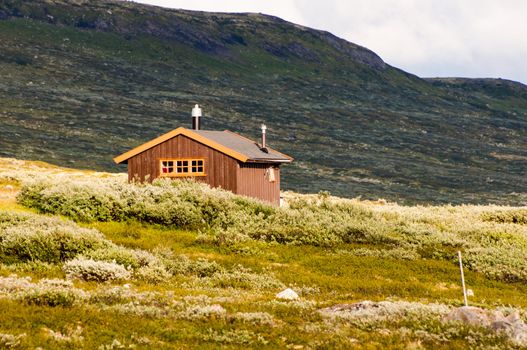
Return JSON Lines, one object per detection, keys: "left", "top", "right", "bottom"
{"left": 113, "top": 127, "right": 249, "bottom": 164}
{"left": 114, "top": 127, "right": 293, "bottom": 164}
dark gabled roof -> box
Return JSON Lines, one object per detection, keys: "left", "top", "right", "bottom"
{"left": 114, "top": 127, "right": 293, "bottom": 164}
{"left": 193, "top": 130, "right": 292, "bottom": 163}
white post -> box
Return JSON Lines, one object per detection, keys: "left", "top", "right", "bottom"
{"left": 458, "top": 251, "right": 468, "bottom": 307}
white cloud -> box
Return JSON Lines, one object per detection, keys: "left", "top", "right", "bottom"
{"left": 133, "top": 0, "right": 527, "bottom": 83}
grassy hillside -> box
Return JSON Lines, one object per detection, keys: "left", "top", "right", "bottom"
{"left": 0, "top": 0, "right": 527, "bottom": 205}
{"left": 1, "top": 157, "right": 527, "bottom": 348}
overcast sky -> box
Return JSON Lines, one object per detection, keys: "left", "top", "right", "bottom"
{"left": 134, "top": 0, "right": 527, "bottom": 84}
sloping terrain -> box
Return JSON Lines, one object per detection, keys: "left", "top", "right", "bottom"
{"left": 0, "top": 0, "right": 526, "bottom": 204}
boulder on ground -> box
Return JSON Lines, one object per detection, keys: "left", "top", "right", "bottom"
{"left": 444, "top": 306, "right": 527, "bottom": 346}
{"left": 443, "top": 306, "right": 492, "bottom": 326}
{"left": 319, "top": 301, "right": 378, "bottom": 313}
{"left": 276, "top": 288, "right": 299, "bottom": 300}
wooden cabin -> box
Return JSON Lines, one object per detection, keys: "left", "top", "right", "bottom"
{"left": 113, "top": 105, "right": 293, "bottom": 205}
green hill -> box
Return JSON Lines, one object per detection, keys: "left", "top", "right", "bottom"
{"left": 1, "top": 0, "right": 526, "bottom": 204}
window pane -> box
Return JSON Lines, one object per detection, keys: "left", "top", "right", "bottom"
{"left": 162, "top": 160, "right": 174, "bottom": 174}
{"left": 164, "top": 160, "right": 205, "bottom": 175}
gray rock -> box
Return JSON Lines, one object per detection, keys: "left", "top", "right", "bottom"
{"left": 445, "top": 306, "right": 527, "bottom": 346}
{"left": 509, "top": 323, "right": 527, "bottom": 346}
{"left": 320, "top": 301, "right": 379, "bottom": 313}
{"left": 490, "top": 320, "right": 512, "bottom": 332}
{"left": 276, "top": 288, "right": 299, "bottom": 300}
{"left": 443, "top": 306, "right": 492, "bottom": 326}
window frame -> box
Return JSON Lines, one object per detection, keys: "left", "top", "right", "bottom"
{"left": 159, "top": 158, "right": 206, "bottom": 177}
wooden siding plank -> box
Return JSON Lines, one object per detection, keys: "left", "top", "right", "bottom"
{"left": 235, "top": 163, "right": 280, "bottom": 205}
{"left": 126, "top": 134, "right": 277, "bottom": 204}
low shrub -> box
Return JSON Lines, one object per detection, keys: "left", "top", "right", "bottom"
{"left": 63, "top": 258, "right": 132, "bottom": 282}
{"left": 134, "top": 263, "right": 171, "bottom": 284}
{"left": 337, "top": 247, "right": 420, "bottom": 260}
{"left": 17, "top": 178, "right": 275, "bottom": 230}
{"left": 0, "top": 332, "right": 26, "bottom": 348}
{"left": 200, "top": 328, "right": 267, "bottom": 346}
{"left": 15, "top": 178, "right": 527, "bottom": 285}
{"left": 0, "top": 211, "right": 110, "bottom": 264}
{"left": 208, "top": 265, "right": 284, "bottom": 290}
{"left": 0, "top": 211, "right": 172, "bottom": 282}
{"left": 0, "top": 276, "right": 86, "bottom": 307}
{"left": 89, "top": 286, "right": 134, "bottom": 305}
{"left": 233, "top": 312, "right": 275, "bottom": 326}
{"left": 82, "top": 246, "right": 157, "bottom": 269}
{"left": 164, "top": 255, "right": 223, "bottom": 277}
{"left": 17, "top": 180, "right": 126, "bottom": 222}
{"left": 481, "top": 210, "right": 527, "bottom": 225}
{"left": 179, "top": 304, "right": 227, "bottom": 320}
{"left": 318, "top": 300, "right": 452, "bottom": 325}
{"left": 23, "top": 286, "right": 80, "bottom": 307}
{"left": 41, "top": 324, "right": 84, "bottom": 344}
{"left": 3, "top": 261, "right": 57, "bottom": 274}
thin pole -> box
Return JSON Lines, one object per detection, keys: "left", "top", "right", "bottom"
{"left": 458, "top": 251, "right": 468, "bottom": 306}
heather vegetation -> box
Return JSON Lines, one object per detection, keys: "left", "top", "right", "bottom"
{"left": 1, "top": 158, "right": 527, "bottom": 349}
{"left": 18, "top": 177, "right": 527, "bottom": 284}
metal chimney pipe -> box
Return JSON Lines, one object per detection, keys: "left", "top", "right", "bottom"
{"left": 261, "top": 124, "right": 267, "bottom": 149}
{"left": 192, "top": 104, "right": 202, "bottom": 130}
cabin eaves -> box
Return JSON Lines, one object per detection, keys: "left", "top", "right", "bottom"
{"left": 113, "top": 127, "right": 293, "bottom": 165}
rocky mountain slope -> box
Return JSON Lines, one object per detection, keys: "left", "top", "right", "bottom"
{"left": 1, "top": 0, "right": 526, "bottom": 204}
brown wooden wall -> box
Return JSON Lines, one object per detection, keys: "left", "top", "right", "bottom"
{"left": 236, "top": 163, "right": 281, "bottom": 205}
{"left": 127, "top": 135, "right": 238, "bottom": 193}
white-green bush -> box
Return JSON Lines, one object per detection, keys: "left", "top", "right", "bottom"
{"left": 318, "top": 300, "right": 452, "bottom": 325}
{"left": 0, "top": 211, "right": 174, "bottom": 282}
{"left": 207, "top": 265, "right": 284, "bottom": 290}
{"left": 0, "top": 275, "right": 87, "bottom": 307}
{"left": 15, "top": 177, "right": 527, "bottom": 284}
{"left": 134, "top": 263, "right": 171, "bottom": 284}
{"left": 82, "top": 246, "right": 159, "bottom": 269}
{"left": 163, "top": 254, "right": 223, "bottom": 277}
{"left": 233, "top": 312, "right": 275, "bottom": 326}
{"left": 17, "top": 178, "right": 273, "bottom": 229}
{"left": 200, "top": 328, "right": 267, "bottom": 345}
{"left": 336, "top": 247, "right": 420, "bottom": 260}
{"left": 180, "top": 304, "right": 226, "bottom": 320}
{"left": 63, "top": 258, "right": 132, "bottom": 282}
{"left": 0, "top": 333, "right": 26, "bottom": 348}
{"left": 0, "top": 211, "right": 110, "bottom": 263}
